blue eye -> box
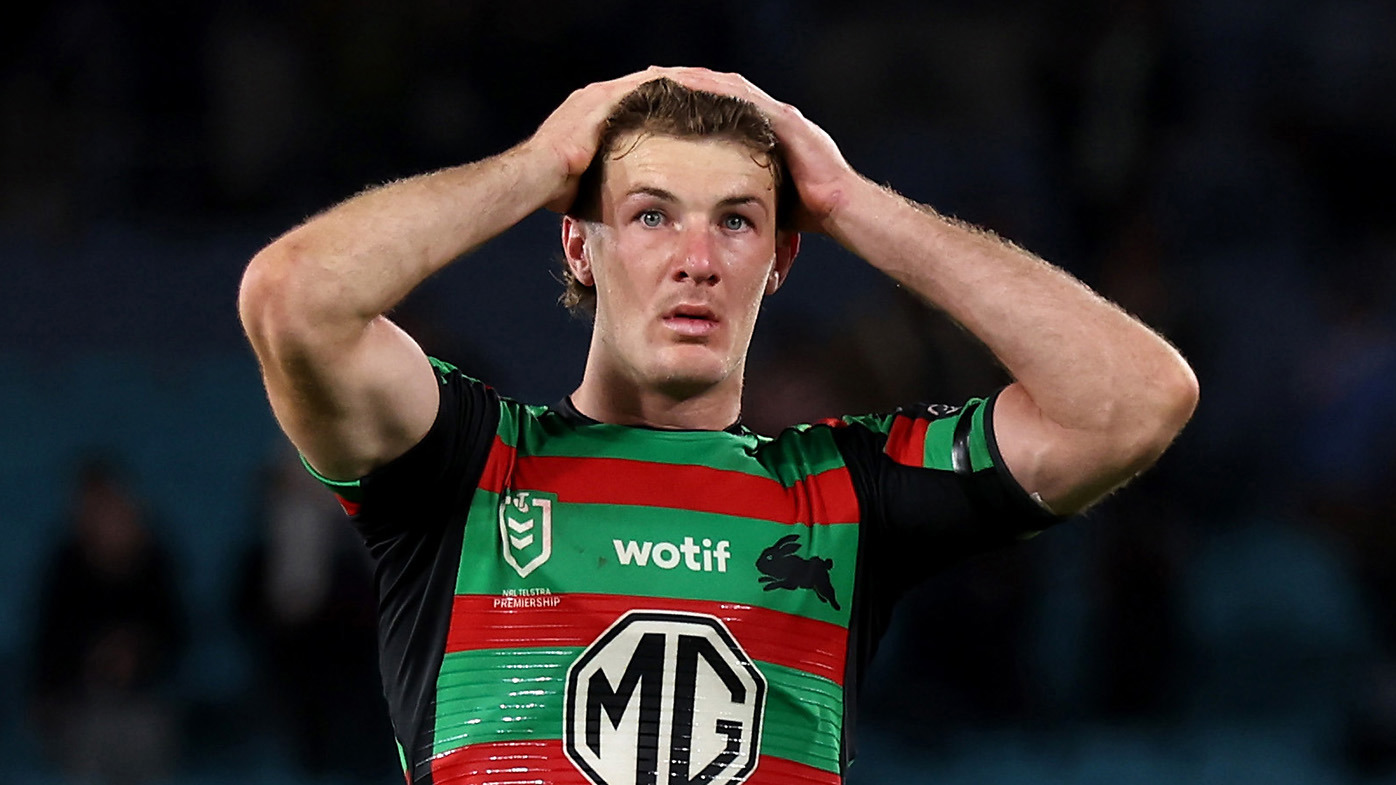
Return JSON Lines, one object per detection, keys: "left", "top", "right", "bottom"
{"left": 639, "top": 210, "right": 663, "bottom": 228}
{"left": 723, "top": 214, "right": 750, "bottom": 231}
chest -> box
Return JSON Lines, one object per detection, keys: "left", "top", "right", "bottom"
{"left": 459, "top": 441, "right": 860, "bottom": 627}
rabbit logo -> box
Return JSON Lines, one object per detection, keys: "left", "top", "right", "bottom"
{"left": 755, "top": 533, "right": 840, "bottom": 610}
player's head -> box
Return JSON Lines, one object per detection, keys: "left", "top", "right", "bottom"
{"left": 562, "top": 77, "right": 797, "bottom": 316}
{"left": 559, "top": 77, "right": 800, "bottom": 405}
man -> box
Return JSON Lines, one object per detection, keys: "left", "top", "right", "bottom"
{"left": 239, "top": 66, "right": 1197, "bottom": 785}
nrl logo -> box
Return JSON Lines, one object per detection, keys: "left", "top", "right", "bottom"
{"left": 499, "top": 490, "right": 556, "bottom": 578}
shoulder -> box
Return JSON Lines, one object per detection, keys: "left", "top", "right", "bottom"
{"left": 302, "top": 357, "right": 508, "bottom": 521}
{"left": 771, "top": 392, "right": 1058, "bottom": 525}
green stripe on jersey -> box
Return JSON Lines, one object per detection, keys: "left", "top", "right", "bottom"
{"left": 433, "top": 646, "right": 567, "bottom": 750}
{"left": 499, "top": 407, "right": 848, "bottom": 485}
{"left": 924, "top": 416, "right": 958, "bottom": 471}
{"left": 922, "top": 399, "right": 995, "bottom": 472}
{"left": 837, "top": 412, "right": 894, "bottom": 435}
{"left": 757, "top": 660, "right": 844, "bottom": 773}
{"left": 456, "top": 496, "right": 857, "bottom": 627}
{"left": 434, "top": 647, "right": 841, "bottom": 774}
{"left": 493, "top": 397, "right": 526, "bottom": 449}
{"left": 963, "top": 396, "right": 995, "bottom": 471}
{"left": 299, "top": 453, "right": 364, "bottom": 502}
{"left": 843, "top": 398, "right": 997, "bottom": 472}
{"left": 428, "top": 356, "right": 459, "bottom": 377}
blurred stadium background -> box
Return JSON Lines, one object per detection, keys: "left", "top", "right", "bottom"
{"left": 2, "top": 1, "right": 1394, "bottom": 783}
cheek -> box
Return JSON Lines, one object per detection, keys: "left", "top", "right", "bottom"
{"left": 605, "top": 234, "right": 669, "bottom": 288}
{"left": 729, "top": 248, "right": 776, "bottom": 302}
{"left": 591, "top": 256, "right": 653, "bottom": 332}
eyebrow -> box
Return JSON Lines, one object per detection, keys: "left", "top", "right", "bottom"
{"left": 716, "top": 195, "right": 764, "bottom": 211}
{"left": 625, "top": 186, "right": 769, "bottom": 213}
{"left": 626, "top": 186, "right": 678, "bottom": 202}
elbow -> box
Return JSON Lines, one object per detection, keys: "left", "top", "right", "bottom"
{"left": 238, "top": 246, "right": 295, "bottom": 351}
{"left": 1129, "top": 356, "right": 1200, "bottom": 467}
{"left": 1157, "top": 357, "right": 1200, "bottom": 442}
{"left": 1171, "top": 359, "right": 1201, "bottom": 426}
{"left": 238, "top": 242, "right": 347, "bottom": 360}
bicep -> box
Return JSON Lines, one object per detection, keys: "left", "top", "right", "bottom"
{"left": 257, "top": 314, "right": 440, "bottom": 481}
{"left": 993, "top": 381, "right": 1142, "bottom": 515}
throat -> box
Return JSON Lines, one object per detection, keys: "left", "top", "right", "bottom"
{"left": 570, "top": 371, "right": 742, "bottom": 431}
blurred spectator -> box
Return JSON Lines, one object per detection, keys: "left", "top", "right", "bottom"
{"left": 234, "top": 447, "right": 395, "bottom": 782}
{"left": 29, "top": 457, "right": 186, "bottom": 785}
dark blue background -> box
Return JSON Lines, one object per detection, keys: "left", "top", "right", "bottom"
{"left": 3, "top": 1, "right": 1394, "bottom": 783}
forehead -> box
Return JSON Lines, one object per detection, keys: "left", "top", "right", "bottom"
{"left": 601, "top": 133, "right": 776, "bottom": 205}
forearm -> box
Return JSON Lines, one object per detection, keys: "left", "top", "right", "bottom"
{"left": 240, "top": 141, "right": 564, "bottom": 342}
{"left": 828, "top": 178, "right": 1196, "bottom": 449}
{"left": 641, "top": 65, "right": 1196, "bottom": 510}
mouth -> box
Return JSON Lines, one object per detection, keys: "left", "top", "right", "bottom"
{"left": 662, "top": 304, "right": 720, "bottom": 337}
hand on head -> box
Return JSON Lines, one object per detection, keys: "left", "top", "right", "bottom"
{"left": 529, "top": 66, "right": 690, "bottom": 213}
{"left": 533, "top": 66, "right": 856, "bottom": 232}
{"left": 638, "top": 67, "right": 856, "bottom": 234}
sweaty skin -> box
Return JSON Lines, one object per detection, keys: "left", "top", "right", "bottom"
{"left": 239, "top": 65, "right": 1196, "bottom": 519}
{"left": 239, "top": 68, "right": 678, "bottom": 481}
{"left": 563, "top": 133, "right": 796, "bottom": 430}
{"left": 653, "top": 67, "right": 1199, "bottom": 514}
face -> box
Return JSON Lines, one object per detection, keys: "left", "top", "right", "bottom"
{"left": 564, "top": 133, "right": 797, "bottom": 399}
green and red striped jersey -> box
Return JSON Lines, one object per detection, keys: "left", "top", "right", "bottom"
{"left": 305, "top": 358, "right": 1057, "bottom": 785}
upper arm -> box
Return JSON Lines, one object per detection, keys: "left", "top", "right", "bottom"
{"left": 831, "top": 397, "right": 1059, "bottom": 597}
{"left": 993, "top": 381, "right": 1174, "bottom": 516}
{"left": 240, "top": 272, "right": 440, "bottom": 482}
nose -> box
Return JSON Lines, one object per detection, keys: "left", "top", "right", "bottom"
{"left": 675, "top": 224, "right": 719, "bottom": 285}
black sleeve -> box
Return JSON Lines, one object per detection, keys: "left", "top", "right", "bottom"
{"left": 301, "top": 357, "right": 501, "bottom": 540}
{"left": 833, "top": 392, "right": 1061, "bottom": 602}
{"left": 832, "top": 391, "right": 1063, "bottom": 771}
{"left": 300, "top": 357, "right": 500, "bottom": 778}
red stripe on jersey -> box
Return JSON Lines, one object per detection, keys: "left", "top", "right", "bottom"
{"left": 883, "top": 414, "right": 928, "bottom": 467}
{"left": 429, "top": 740, "right": 839, "bottom": 785}
{"left": 335, "top": 495, "right": 361, "bottom": 516}
{"left": 476, "top": 435, "right": 857, "bottom": 526}
{"left": 751, "top": 754, "right": 844, "bottom": 785}
{"left": 502, "top": 456, "right": 859, "bottom": 525}
{"left": 447, "top": 593, "right": 849, "bottom": 685}
{"left": 429, "top": 739, "right": 588, "bottom": 785}
{"left": 478, "top": 436, "right": 515, "bottom": 496}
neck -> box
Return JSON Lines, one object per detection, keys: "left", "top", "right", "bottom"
{"left": 570, "top": 357, "right": 743, "bottom": 431}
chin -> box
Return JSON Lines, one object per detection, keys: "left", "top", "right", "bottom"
{"left": 649, "top": 346, "right": 736, "bottom": 395}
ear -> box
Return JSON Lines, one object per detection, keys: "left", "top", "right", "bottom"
{"left": 766, "top": 231, "right": 800, "bottom": 295}
{"left": 561, "top": 215, "right": 595, "bottom": 286}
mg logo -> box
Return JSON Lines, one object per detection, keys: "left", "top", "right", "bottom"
{"left": 564, "top": 611, "right": 766, "bottom": 785}
{"left": 499, "top": 490, "right": 555, "bottom": 577}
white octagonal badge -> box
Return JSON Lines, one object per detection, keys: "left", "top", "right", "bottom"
{"left": 564, "top": 610, "right": 767, "bottom": 785}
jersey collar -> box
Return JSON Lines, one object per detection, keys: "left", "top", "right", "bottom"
{"left": 555, "top": 396, "right": 746, "bottom": 435}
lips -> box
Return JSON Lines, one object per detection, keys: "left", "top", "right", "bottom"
{"left": 662, "top": 304, "right": 720, "bottom": 337}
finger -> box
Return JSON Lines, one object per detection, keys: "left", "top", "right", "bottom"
{"left": 610, "top": 70, "right": 662, "bottom": 90}
{"left": 598, "top": 68, "right": 670, "bottom": 94}
{"left": 663, "top": 68, "right": 771, "bottom": 104}
{"left": 658, "top": 69, "right": 738, "bottom": 96}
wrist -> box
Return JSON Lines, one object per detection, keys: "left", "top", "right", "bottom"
{"left": 509, "top": 137, "right": 576, "bottom": 209}
{"left": 820, "top": 175, "right": 900, "bottom": 239}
